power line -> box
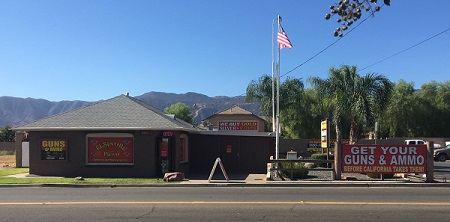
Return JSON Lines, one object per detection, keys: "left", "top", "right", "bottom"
{"left": 209, "top": 4, "right": 450, "bottom": 109}
{"left": 281, "top": 4, "right": 381, "bottom": 79}
{"left": 358, "top": 26, "right": 450, "bottom": 72}
{"left": 213, "top": 9, "right": 450, "bottom": 120}
{"left": 207, "top": 7, "right": 380, "bottom": 110}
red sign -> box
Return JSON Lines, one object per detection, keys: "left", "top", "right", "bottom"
{"left": 160, "top": 140, "right": 169, "bottom": 157}
{"left": 226, "top": 145, "right": 232, "bottom": 153}
{"left": 163, "top": 131, "right": 173, "bottom": 137}
{"left": 342, "top": 144, "right": 426, "bottom": 174}
{"left": 218, "top": 121, "right": 258, "bottom": 131}
{"left": 87, "top": 137, "right": 133, "bottom": 164}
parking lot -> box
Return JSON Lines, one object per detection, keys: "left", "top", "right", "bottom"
{"left": 433, "top": 161, "right": 450, "bottom": 181}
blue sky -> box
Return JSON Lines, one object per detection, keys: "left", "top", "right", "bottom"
{"left": 1, "top": 1, "right": 449, "bottom": 102}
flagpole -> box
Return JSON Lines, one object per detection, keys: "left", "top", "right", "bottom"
{"left": 271, "top": 18, "right": 276, "bottom": 133}
{"left": 275, "top": 15, "right": 281, "bottom": 160}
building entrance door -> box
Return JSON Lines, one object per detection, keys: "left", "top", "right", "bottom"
{"left": 219, "top": 137, "right": 239, "bottom": 173}
{"left": 157, "top": 136, "right": 172, "bottom": 177}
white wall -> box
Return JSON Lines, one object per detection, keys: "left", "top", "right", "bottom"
{"left": 21, "top": 142, "right": 29, "bottom": 167}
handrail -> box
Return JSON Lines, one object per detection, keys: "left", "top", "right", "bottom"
{"left": 268, "top": 159, "right": 335, "bottom": 180}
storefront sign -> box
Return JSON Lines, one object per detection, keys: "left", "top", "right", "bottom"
{"left": 321, "top": 120, "right": 329, "bottom": 148}
{"left": 41, "top": 139, "right": 67, "bottom": 160}
{"left": 342, "top": 144, "right": 426, "bottom": 174}
{"left": 159, "top": 138, "right": 169, "bottom": 157}
{"left": 307, "top": 139, "right": 349, "bottom": 148}
{"left": 218, "top": 121, "right": 258, "bottom": 131}
{"left": 163, "top": 131, "right": 173, "bottom": 137}
{"left": 226, "top": 145, "right": 232, "bottom": 153}
{"left": 87, "top": 137, "right": 133, "bottom": 164}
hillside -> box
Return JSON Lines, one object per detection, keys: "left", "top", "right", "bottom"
{"left": 0, "top": 92, "right": 262, "bottom": 127}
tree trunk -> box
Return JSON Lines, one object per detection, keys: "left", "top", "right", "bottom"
{"left": 334, "top": 121, "right": 342, "bottom": 180}
{"left": 349, "top": 117, "right": 358, "bottom": 144}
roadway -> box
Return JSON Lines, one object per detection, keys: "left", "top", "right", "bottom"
{"left": 1, "top": 186, "right": 450, "bottom": 221}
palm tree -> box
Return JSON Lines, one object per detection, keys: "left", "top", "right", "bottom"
{"left": 309, "top": 65, "right": 392, "bottom": 179}
{"left": 246, "top": 74, "right": 306, "bottom": 137}
{"left": 245, "top": 75, "right": 274, "bottom": 118}
{"left": 309, "top": 65, "right": 392, "bottom": 144}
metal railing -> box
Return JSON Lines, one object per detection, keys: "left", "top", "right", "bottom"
{"left": 268, "top": 159, "right": 335, "bottom": 181}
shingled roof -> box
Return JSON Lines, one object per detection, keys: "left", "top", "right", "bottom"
{"left": 203, "top": 105, "right": 265, "bottom": 121}
{"left": 13, "top": 95, "right": 198, "bottom": 132}
{"left": 216, "top": 105, "right": 253, "bottom": 115}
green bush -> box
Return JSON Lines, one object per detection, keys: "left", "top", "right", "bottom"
{"left": 0, "top": 150, "right": 15, "bottom": 156}
{"left": 366, "top": 173, "right": 395, "bottom": 179}
{"left": 311, "top": 154, "right": 334, "bottom": 167}
{"left": 279, "top": 162, "right": 309, "bottom": 179}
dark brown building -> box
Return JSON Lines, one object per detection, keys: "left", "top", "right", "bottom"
{"left": 13, "top": 95, "right": 274, "bottom": 178}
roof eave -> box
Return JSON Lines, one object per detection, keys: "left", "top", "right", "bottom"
{"left": 198, "top": 130, "right": 275, "bottom": 137}
{"left": 12, "top": 127, "right": 199, "bottom": 133}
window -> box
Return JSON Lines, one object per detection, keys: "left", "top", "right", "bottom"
{"left": 180, "top": 134, "right": 188, "bottom": 163}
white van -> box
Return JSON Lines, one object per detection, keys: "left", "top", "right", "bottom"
{"left": 404, "top": 139, "right": 425, "bottom": 145}
{"left": 404, "top": 139, "right": 440, "bottom": 148}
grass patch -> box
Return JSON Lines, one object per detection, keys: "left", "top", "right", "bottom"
{"left": 0, "top": 168, "right": 168, "bottom": 184}
{"left": 0, "top": 150, "right": 15, "bottom": 156}
{"left": 0, "top": 168, "right": 28, "bottom": 177}
{"left": 0, "top": 177, "right": 166, "bottom": 184}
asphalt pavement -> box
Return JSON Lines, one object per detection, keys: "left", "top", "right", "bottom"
{"left": 3, "top": 161, "right": 450, "bottom": 188}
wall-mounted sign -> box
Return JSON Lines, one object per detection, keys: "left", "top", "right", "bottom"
{"left": 40, "top": 139, "right": 67, "bottom": 160}
{"left": 226, "top": 145, "right": 232, "bottom": 153}
{"left": 163, "top": 131, "right": 173, "bottom": 137}
{"left": 218, "top": 121, "right": 258, "bottom": 131}
{"left": 307, "top": 139, "right": 349, "bottom": 148}
{"left": 342, "top": 144, "right": 426, "bottom": 174}
{"left": 159, "top": 138, "right": 169, "bottom": 157}
{"left": 86, "top": 134, "right": 133, "bottom": 165}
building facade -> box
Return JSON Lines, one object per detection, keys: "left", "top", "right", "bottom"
{"left": 13, "top": 95, "right": 274, "bottom": 177}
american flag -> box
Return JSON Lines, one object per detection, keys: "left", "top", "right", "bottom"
{"left": 277, "top": 25, "right": 292, "bottom": 49}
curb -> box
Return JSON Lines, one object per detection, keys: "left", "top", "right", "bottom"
{"left": 1, "top": 181, "right": 450, "bottom": 188}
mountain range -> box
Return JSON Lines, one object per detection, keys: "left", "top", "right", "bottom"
{"left": 0, "top": 92, "right": 262, "bottom": 128}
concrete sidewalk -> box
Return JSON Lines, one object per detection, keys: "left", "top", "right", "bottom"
{"left": 2, "top": 172, "right": 450, "bottom": 188}
{"left": 181, "top": 174, "right": 267, "bottom": 185}
{"left": 179, "top": 173, "right": 450, "bottom": 187}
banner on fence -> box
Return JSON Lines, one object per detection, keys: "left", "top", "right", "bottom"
{"left": 341, "top": 144, "right": 427, "bottom": 174}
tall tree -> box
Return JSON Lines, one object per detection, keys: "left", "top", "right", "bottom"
{"left": 246, "top": 75, "right": 307, "bottom": 138}
{"left": 279, "top": 77, "right": 305, "bottom": 138}
{"left": 0, "top": 126, "right": 15, "bottom": 142}
{"left": 379, "top": 80, "right": 450, "bottom": 138}
{"left": 379, "top": 80, "right": 417, "bottom": 137}
{"left": 416, "top": 81, "right": 450, "bottom": 137}
{"left": 245, "top": 75, "right": 273, "bottom": 118}
{"left": 164, "top": 102, "right": 194, "bottom": 124}
{"left": 309, "top": 65, "right": 392, "bottom": 144}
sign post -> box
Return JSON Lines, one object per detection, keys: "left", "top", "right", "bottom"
{"left": 321, "top": 119, "right": 330, "bottom": 149}
{"left": 321, "top": 119, "right": 330, "bottom": 167}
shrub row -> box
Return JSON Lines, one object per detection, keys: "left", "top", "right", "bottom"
{"left": 279, "top": 162, "right": 309, "bottom": 179}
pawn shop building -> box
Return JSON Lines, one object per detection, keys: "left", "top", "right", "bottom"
{"left": 13, "top": 95, "right": 274, "bottom": 178}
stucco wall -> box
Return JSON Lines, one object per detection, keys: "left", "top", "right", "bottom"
{"left": 27, "top": 130, "right": 161, "bottom": 178}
